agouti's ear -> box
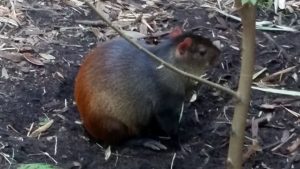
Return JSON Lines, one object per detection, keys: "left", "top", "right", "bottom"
{"left": 176, "top": 37, "right": 192, "bottom": 57}
{"left": 169, "top": 26, "right": 183, "bottom": 38}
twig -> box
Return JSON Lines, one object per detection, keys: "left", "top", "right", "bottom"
{"left": 20, "top": 5, "right": 59, "bottom": 14}
{"left": 7, "top": 125, "right": 20, "bottom": 134}
{"left": 262, "top": 66, "right": 296, "bottom": 82}
{"left": 208, "top": 6, "right": 298, "bottom": 32}
{"left": 283, "top": 152, "right": 300, "bottom": 169}
{"left": 246, "top": 113, "right": 273, "bottom": 128}
{"left": 26, "top": 122, "right": 34, "bottom": 137}
{"left": 0, "top": 152, "right": 12, "bottom": 166}
{"left": 54, "top": 136, "right": 57, "bottom": 155}
{"left": 262, "top": 32, "right": 290, "bottom": 60}
{"left": 287, "top": 137, "right": 300, "bottom": 153}
{"left": 114, "top": 150, "right": 119, "bottom": 167}
{"left": 75, "top": 19, "right": 106, "bottom": 26}
{"left": 28, "top": 152, "right": 58, "bottom": 164}
{"left": 170, "top": 153, "right": 176, "bottom": 169}
{"left": 199, "top": 149, "right": 210, "bottom": 169}
{"left": 272, "top": 133, "right": 296, "bottom": 152}
{"left": 95, "top": 143, "right": 134, "bottom": 159}
{"left": 0, "top": 22, "right": 7, "bottom": 34}
{"left": 251, "top": 86, "right": 300, "bottom": 97}
{"left": 282, "top": 106, "right": 300, "bottom": 118}
{"left": 84, "top": 0, "right": 239, "bottom": 99}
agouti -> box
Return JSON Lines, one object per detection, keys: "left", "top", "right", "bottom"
{"left": 74, "top": 27, "right": 220, "bottom": 149}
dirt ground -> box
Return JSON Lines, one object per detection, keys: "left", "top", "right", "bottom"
{"left": 0, "top": 0, "right": 300, "bottom": 169}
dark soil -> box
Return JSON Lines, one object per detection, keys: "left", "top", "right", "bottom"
{"left": 0, "top": 0, "right": 300, "bottom": 169}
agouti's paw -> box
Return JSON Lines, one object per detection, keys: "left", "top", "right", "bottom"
{"left": 126, "top": 138, "right": 167, "bottom": 151}
{"left": 179, "top": 143, "right": 191, "bottom": 155}
{"left": 142, "top": 139, "right": 167, "bottom": 151}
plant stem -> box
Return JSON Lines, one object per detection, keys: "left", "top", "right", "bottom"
{"left": 227, "top": 2, "right": 256, "bottom": 169}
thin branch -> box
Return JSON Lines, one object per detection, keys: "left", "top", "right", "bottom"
{"left": 262, "top": 32, "right": 290, "bottom": 60}
{"left": 75, "top": 19, "right": 106, "bottom": 26}
{"left": 84, "top": 0, "right": 239, "bottom": 99}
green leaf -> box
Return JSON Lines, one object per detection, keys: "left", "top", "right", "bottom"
{"left": 241, "top": 0, "right": 257, "bottom": 5}
{"left": 250, "top": 0, "right": 258, "bottom": 5}
{"left": 241, "top": 0, "right": 249, "bottom": 5}
{"left": 16, "top": 163, "right": 62, "bottom": 169}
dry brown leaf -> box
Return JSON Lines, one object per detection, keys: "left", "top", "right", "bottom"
{"left": 122, "top": 30, "right": 146, "bottom": 39}
{"left": 112, "top": 20, "right": 132, "bottom": 28}
{"left": 141, "top": 18, "right": 154, "bottom": 32}
{"left": 252, "top": 67, "right": 267, "bottom": 80}
{"left": 287, "top": 137, "right": 300, "bottom": 153}
{"left": 262, "top": 66, "right": 296, "bottom": 82}
{"left": 89, "top": 27, "right": 106, "bottom": 40}
{"left": 260, "top": 103, "right": 277, "bottom": 109}
{"left": 243, "top": 140, "right": 262, "bottom": 162}
{"left": 272, "top": 131, "right": 296, "bottom": 152}
{"left": 55, "top": 72, "right": 64, "bottom": 79}
{"left": 23, "top": 27, "right": 44, "bottom": 36}
{"left": 0, "top": 5, "right": 10, "bottom": 16}
{"left": 29, "top": 119, "right": 54, "bottom": 138}
{"left": 104, "top": 146, "right": 111, "bottom": 161}
{"left": 23, "top": 53, "right": 44, "bottom": 66}
{"left": 139, "top": 23, "right": 148, "bottom": 35}
{"left": 53, "top": 99, "right": 68, "bottom": 113}
{"left": 1, "top": 67, "right": 9, "bottom": 79}
{"left": 65, "top": 0, "right": 85, "bottom": 7}
{"left": 251, "top": 117, "right": 259, "bottom": 139}
{"left": 39, "top": 53, "right": 55, "bottom": 60}
{"left": 0, "top": 51, "right": 24, "bottom": 62}
{"left": 189, "top": 92, "right": 197, "bottom": 103}
{"left": 95, "top": 1, "right": 110, "bottom": 21}
{"left": 0, "top": 16, "right": 18, "bottom": 26}
{"left": 282, "top": 106, "right": 300, "bottom": 117}
{"left": 292, "top": 72, "right": 298, "bottom": 82}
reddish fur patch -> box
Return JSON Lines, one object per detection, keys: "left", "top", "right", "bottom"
{"left": 74, "top": 48, "right": 134, "bottom": 144}
{"left": 169, "top": 26, "right": 183, "bottom": 38}
{"left": 85, "top": 113, "right": 131, "bottom": 144}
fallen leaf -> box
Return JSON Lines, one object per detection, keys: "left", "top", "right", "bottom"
{"left": 122, "top": 30, "right": 146, "bottom": 39}
{"left": 189, "top": 92, "right": 197, "bottom": 102}
{"left": 260, "top": 103, "right": 277, "bottom": 109}
{"left": 0, "top": 51, "right": 23, "bottom": 62}
{"left": 104, "top": 146, "right": 111, "bottom": 161}
{"left": 29, "top": 119, "right": 54, "bottom": 138}
{"left": 65, "top": 0, "right": 85, "bottom": 7}
{"left": 39, "top": 53, "right": 55, "bottom": 60}
{"left": 278, "top": 0, "right": 286, "bottom": 9}
{"left": 0, "top": 5, "right": 10, "bottom": 16}
{"left": 287, "top": 137, "right": 300, "bottom": 153}
{"left": 0, "top": 16, "right": 18, "bottom": 26}
{"left": 1, "top": 67, "right": 9, "bottom": 79}
{"left": 23, "top": 53, "right": 44, "bottom": 66}
{"left": 282, "top": 106, "right": 300, "bottom": 117}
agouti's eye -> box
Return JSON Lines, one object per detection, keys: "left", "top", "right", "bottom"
{"left": 199, "top": 45, "right": 207, "bottom": 56}
{"left": 200, "top": 50, "right": 207, "bottom": 56}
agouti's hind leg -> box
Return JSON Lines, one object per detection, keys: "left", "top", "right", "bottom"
{"left": 83, "top": 114, "right": 131, "bottom": 144}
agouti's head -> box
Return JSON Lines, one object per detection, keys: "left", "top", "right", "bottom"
{"left": 170, "top": 27, "right": 220, "bottom": 76}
